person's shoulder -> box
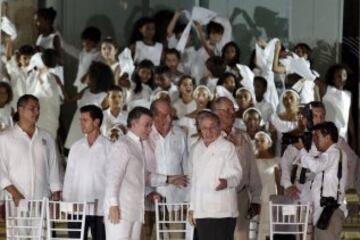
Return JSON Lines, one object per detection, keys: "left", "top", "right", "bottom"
{"left": 37, "top": 127, "right": 55, "bottom": 141}
{"left": 0, "top": 126, "right": 15, "bottom": 139}
{"left": 70, "top": 137, "right": 86, "bottom": 151}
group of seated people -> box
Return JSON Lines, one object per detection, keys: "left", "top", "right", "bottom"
{"left": 0, "top": 4, "right": 359, "bottom": 240}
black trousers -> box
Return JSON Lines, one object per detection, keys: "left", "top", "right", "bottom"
{"left": 196, "top": 217, "right": 236, "bottom": 240}
{"left": 68, "top": 215, "right": 106, "bottom": 240}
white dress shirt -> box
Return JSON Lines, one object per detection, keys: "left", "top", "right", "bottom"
{"left": 0, "top": 125, "right": 62, "bottom": 199}
{"left": 63, "top": 135, "right": 111, "bottom": 216}
{"left": 147, "top": 126, "right": 188, "bottom": 204}
{"left": 189, "top": 136, "right": 242, "bottom": 219}
{"left": 105, "top": 131, "right": 146, "bottom": 223}
{"left": 300, "top": 144, "right": 348, "bottom": 223}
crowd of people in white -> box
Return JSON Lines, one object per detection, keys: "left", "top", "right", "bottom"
{"left": 0, "top": 4, "right": 359, "bottom": 240}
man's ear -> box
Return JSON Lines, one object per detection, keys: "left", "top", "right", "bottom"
{"left": 94, "top": 118, "right": 101, "bottom": 127}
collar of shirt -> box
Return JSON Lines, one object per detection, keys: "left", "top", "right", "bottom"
{"left": 81, "top": 134, "right": 105, "bottom": 149}
{"left": 127, "top": 130, "right": 142, "bottom": 144}
{"left": 200, "top": 135, "right": 222, "bottom": 149}
{"left": 151, "top": 125, "right": 174, "bottom": 140}
{"left": 15, "top": 124, "right": 39, "bottom": 140}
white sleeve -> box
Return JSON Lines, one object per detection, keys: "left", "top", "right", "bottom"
{"left": 280, "top": 146, "right": 296, "bottom": 188}
{"left": 300, "top": 148, "right": 339, "bottom": 174}
{"left": 220, "top": 144, "right": 242, "bottom": 188}
{"left": 62, "top": 148, "right": 76, "bottom": 200}
{"left": 105, "top": 142, "right": 129, "bottom": 206}
{"left": 0, "top": 140, "right": 12, "bottom": 190}
{"left": 47, "top": 135, "right": 62, "bottom": 192}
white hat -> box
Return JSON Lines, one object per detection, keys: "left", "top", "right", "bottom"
{"left": 255, "top": 130, "right": 273, "bottom": 147}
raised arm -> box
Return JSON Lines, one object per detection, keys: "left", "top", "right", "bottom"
{"left": 167, "top": 9, "right": 184, "bottom": 38}
{"left": 194, "top": 21, "right": 215, "bottom": 57}
{"left": 273, "top": 41, "right": 286, "bottom": 73}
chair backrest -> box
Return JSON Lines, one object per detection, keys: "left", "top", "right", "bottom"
{"left": 155, "top": 200, "right": 194, "bottom": 240}
{"left": 5, "top": 198, "right": 46, "bottom": 240}
{"left": 46, "top": 200, "right": 87, "bottom": 240}
{"left": 269, "top": 195, "right": 310, "bottom": 240}
{"left": 249, "top": 215, "right": 259, "bottom": 240}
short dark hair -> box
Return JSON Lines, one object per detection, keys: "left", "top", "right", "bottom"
{"left": 294, "top": 43, "right": 312, "bottom": 57}
{"left": 313, "top": 121, "right": 338, "bottom": 143}
{"left": 13, "top": 95, "right": 39, "bottom": 122}
{"left": 206, "top": 21, "right": 224, "bottom": 35}
{"left": 0, "top": 81, "right": 13, "bottom": 104}
{"left": 206, "top": 56, "right": 226, "bottom": 78}
{"left": 309, "top": 101, "right": 325, "bottom": 111}
{"left": 81, "top": 26, "right": 101, "bottom": 43}
{"left": 108, "top": 85, "right": 123, "bottom": 92}
{"left": 164, "top": 48, "right": 181, "bottom": 60}
{"left": 18, "top": 45, "right": 35, "bottom": 56}
{"left": 80, "top": 105, "right": 103, "bottom": 126}
{"left": 41, "top": 49, "right": 59, "bottom": 68}
{"left": 36, "top": 7, "right": 57, "bottom": 24}
{"left": 155, "top": 65, "right": 171, "bottom": 76}
{"left": 127, "top": 106, "right": 153, "bottom": 128}
{"left": 88, "top": 61, "right": 114, "bottom": 92}
{"left": 254, "top": 76, "right": 268, "bottom": 90}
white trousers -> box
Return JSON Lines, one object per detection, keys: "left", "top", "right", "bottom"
{"left": 105, "top": 218, "right": 142, "bottom": 240}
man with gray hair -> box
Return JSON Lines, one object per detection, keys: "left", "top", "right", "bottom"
{"left": 188, "top": 110, "right": 242, "bottom": 240}
{"left": 212, "top": 97, "right": 262, "bottom": 240}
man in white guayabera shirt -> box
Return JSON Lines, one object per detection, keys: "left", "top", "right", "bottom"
{"left": 144, "top": 99, "right": 188, "bottom": 239}
{"left": 0, "top": 94, "right": 62, "bottom": 204}
{"left": 63, "top": 105, "right": 110, "bottom": 239}
{"left": 104, "top": 106, "right": 154, "bottom": 240}
{"left": 188, "top": 110, "right": 242, "bottom": 240}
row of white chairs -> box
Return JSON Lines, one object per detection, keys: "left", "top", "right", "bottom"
{"left": 6, "top": 198, "right": 87, "bottom": 240}
{"left": 5, "top": 196, "right": 310, "bottom": 240}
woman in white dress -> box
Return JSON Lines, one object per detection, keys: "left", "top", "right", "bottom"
{"left": 316, "top": 64, "right": 353, "bottom": 142}
{"left": 101, "top": 37, "right": 121, "bottom": 83}
{"left": 65, "top": 61, "right": 114, "bottom": 149}
{"left": 34, "top": 7, "right": 61, "bottom": 53}
{"left": 254, "top": 131, "right": 281, "bottom": 240}
{"left": 128, "top": 60, "right": 155, "bottom": 102}
{"left": 234, "top": 87, "right": 256, "bottom": 130}
{"left": 173, "top": 75, "right": 196, "bottom": 119}
{"left": 270, "top": 89, "right": 299, "bottom": 156}
{"left": 176, "top": 85, "right": 212, "bottom": 147}
{"left": 129, "top": 17, "right": 163, "bottom": 66}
